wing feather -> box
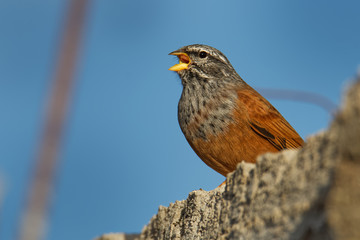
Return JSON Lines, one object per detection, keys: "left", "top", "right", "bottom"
{"left": 237, "top": 87, "right": 304, "bottom": 150}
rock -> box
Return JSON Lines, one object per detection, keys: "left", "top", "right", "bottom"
{"left": 94, "top": 233, "right": 140, "bottom": 240}
{"left": 96, "top": 76, "right": 360, "bottom": 240}
{"left": 326, "top": 78, "right": 360, "bottom": 240}
{"left": 139, "top": 134, "right": 338, "bottom": 240}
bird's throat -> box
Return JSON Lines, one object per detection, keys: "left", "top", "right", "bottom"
{"left": 178, "top": 82, "right": 237, "bottom": 141}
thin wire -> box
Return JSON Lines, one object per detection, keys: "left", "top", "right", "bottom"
{"left": 257, "top": 88, "right": 338, "bottom": 115}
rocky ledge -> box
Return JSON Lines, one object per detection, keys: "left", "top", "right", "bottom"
{"left": 96, "top": 77, "right": 360, "bottom": 240}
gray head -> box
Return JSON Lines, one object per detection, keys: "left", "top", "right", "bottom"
{"left": 169, "top": 44, "right": 239, "bottom": 85}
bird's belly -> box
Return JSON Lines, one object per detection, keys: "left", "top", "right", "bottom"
{"left": 186, "top": 120, "right": 279, "bottom": 176}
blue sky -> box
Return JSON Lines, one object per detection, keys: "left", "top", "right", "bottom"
{"left": 0, "top": 1, "right": 359, "bottom": 239}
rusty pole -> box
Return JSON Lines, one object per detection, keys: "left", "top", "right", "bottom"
{"left": 18, "top": 1, "right": 89, "bottom": 239}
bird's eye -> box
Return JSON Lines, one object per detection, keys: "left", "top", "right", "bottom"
{"left": 199, "top": 51, "right": 207, "bottom": 58}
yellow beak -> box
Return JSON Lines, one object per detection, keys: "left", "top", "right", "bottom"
{"left": 168, "top": 52, "right": 191, "bottom": 71}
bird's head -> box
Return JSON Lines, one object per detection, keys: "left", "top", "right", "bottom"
{"left": 169, "top": 44, "right": 236, "bottom": 84}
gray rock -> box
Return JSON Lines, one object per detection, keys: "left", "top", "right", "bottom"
{"left": 139, "top": 133, "right": 338, "bottom": 240}
{"left": 326, "top": 78, "right": 360, "bottom": 240}
{"left": 96, "top": 77, "right": 360, "bottom": 240}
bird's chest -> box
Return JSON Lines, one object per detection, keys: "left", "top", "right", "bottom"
{"left": 178, "top": 86, "right": 237, "bottom": 141}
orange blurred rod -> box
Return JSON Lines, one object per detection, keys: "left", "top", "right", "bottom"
{"left": 18, "top": 1, "right": 89, "bottom": 240}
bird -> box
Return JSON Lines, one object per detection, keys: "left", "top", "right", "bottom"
{"left": 168, "top": 44, "right": 304, "bottom": 178}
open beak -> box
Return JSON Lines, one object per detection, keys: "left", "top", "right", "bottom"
{"left": 168, "top": 51, "right": 191, "bottom": 72}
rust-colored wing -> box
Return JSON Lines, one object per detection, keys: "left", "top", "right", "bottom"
{"left": 237, "top": 86, "right": 304, "bottom": 150}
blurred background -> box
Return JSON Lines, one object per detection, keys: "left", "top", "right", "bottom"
{"left": 0, "top": 0, "right": 359, "bottom": 240}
